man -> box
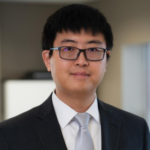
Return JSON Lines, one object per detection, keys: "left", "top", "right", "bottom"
{"left": 0, "top": 4, "right": 150, "bottom": 150}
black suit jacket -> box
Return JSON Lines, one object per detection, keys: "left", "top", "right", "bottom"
{"left": 0, "top": 93, "right": 150, "bottom": 150}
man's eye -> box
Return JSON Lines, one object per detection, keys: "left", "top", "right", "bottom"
{"left": 88, "top": 48, "right": 99, "bottom": 52}
{"left": 63, "top": 47, "right": 74, "bottom": 51}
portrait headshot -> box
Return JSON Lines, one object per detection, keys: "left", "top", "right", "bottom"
{"left": 0, "top": 2, "right": 150, "bottom": 150}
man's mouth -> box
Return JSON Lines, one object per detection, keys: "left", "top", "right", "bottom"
{"left": 71, "top": 72, "right": 90, "bottom": 77}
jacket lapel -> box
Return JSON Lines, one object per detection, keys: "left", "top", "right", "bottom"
{"left": 98, "top": 99, "right": 122, "bottom": 150}
{"left": 32, "top": 94, "right": 67, "bottom": 150}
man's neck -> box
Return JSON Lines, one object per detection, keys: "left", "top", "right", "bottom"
{"left": 55, "top": 89, "right": 96, "bottom": 113}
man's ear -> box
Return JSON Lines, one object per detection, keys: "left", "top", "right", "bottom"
{"left": 42, "top": 50, "right": 51, "bottom": 72}
{"left": 105, "top": 50, "right": 111, "bottom": 72}
{"left": 107, "top": 50, "right": 111, "bottom": 57}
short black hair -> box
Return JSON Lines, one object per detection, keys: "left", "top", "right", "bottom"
{"left": 42, "top": 4, "right": 113, "bottom": 58}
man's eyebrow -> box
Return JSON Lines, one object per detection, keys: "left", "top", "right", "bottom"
{"left": 60, "top": 39, "right": 102, "bottom": 44}
{"left": 60, "top": 39, "right": 77, "bottom": 43}
{"left": 86, "top": 40, "right": 102, "bottom": 44}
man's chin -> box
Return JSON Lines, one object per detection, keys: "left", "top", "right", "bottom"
{"left": 70, "top": 86, "right": 95, "bottom": 95}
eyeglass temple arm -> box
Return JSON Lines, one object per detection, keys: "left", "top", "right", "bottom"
{"left": 50, "top": 47, "right": 59, "bottom": 50}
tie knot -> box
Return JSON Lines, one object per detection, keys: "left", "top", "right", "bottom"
{"left": 75, "top": 113, "right": 90, "bottom": 127}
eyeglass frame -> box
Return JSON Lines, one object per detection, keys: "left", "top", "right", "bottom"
{"left": 49, "top": 46, "right": 108, "bottom": 61}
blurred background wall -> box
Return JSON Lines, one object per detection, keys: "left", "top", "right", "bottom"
{"left": 94, "top": 0, "right": 150, "bottom": 107}
{"left": 0, "top": 0, "right": 150, "bottom": 123}
{"left": 0, "top": 4, "right": 2, "bottom": 121}
{"left": 0, "top": 3, "right": 64, "bottom": 80}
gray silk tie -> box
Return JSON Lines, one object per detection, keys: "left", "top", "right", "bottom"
{"left": 75, "top": 113, "right": 94, "bottom": 150}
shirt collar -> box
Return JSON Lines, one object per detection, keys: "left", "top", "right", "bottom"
{"left": 86, "top": 96, "right": 100, "bottom": 124}
{"left": 52, "top": 91, "right": 100, "bottom": 129}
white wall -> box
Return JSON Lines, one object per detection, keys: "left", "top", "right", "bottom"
{"left": 121, "top": 44, "right": 148, "bottom": 118}
{"left": 3, "top": 80, "right": 55, "bottom": 119}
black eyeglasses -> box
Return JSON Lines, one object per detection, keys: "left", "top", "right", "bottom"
{"left": 50, "top": 46, "right": 107, "bottom": 61}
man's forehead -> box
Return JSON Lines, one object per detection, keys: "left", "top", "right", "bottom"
{"left": 54, "top": 29, "right": 106, "bottom": 46}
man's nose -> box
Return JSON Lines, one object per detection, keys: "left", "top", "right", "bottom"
{"left": 75, "top": 51, "right": 89, "bottom": 67}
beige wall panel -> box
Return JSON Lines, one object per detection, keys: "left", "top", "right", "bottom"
{"left": 1, "top": 2, "right": 97, "bottom": 80}
{"left": 1, "top": 3, "right": 65, "bottom": 79}
{"left": 94, "top": 0, "right": 150, "bottom": 108}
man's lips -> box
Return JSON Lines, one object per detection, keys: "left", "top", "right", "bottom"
{"left": 71, "top": 72, "right": 90, "bottom": 76}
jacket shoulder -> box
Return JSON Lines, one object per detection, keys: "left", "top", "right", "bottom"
{"left": 0, "top": 106, "right": 39, "bottom": 129}
{"left": 99, "top": 100, "right": 148, "bottom": 125}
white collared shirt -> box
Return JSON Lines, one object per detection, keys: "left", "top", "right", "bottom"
{"left": 52, "top": 92, "right": 101, "bottom": 150}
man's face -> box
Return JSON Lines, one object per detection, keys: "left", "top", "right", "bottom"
{"left": 42, "top": 29, "right": 109, "bottom": 95}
